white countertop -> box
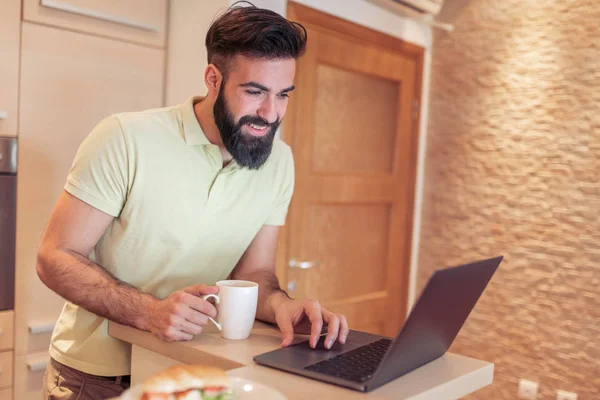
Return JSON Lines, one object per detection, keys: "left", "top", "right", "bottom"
{"left": 109, "top": 321, "right": 494, "bottom": 399}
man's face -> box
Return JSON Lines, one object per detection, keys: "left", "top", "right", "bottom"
{"left": 213, "top": 55, "right": 296, "bottom": 169}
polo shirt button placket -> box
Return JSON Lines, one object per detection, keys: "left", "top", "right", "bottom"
{"left": 207, "top": 170, "right": 227, "bottom": 210}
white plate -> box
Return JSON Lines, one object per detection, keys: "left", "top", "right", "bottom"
{"left": 229, "top": 377, "right": 287, "bottom": 400}
{"left": 115, "top": 377, "right": 287, "bottom": 400}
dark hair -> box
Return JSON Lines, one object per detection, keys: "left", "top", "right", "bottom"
{"left": 206, "top": 1, "right": 307, "bottom": 77}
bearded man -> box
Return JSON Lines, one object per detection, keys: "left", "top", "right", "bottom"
{"left": 37, "top": 2, "right": 348, "bottom": 399}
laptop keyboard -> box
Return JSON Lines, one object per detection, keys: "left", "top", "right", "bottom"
{"left": 304, "top": 338, "right": 392, "bottom": 383}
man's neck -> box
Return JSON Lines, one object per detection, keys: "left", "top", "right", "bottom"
{"left": 194, "top": 98, "right": 233, "bottom": 166}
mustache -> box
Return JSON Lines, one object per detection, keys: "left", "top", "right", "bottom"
{"left": 238, "top": 115, "right": 279, "bottom": 129}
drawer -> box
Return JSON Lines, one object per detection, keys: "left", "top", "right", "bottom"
{"left": 0, "top": 312, "right": 13, "bottom": 352}
{"left": 0, "top": 351, "right": 13, "bottom": 389}
{"left": 13, "top": 351, "right": 49, "bottom": 400}
{"left": 0, "top": 388, "right": 11, "bottom": 400}
{"left": 23, "top": 0, "right": 168, "bottom": 47}
{"left": 0, "top": 0, "right": 20, "bottom": 137}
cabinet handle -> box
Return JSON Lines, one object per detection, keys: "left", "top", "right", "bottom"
{"left": 27, "top": 360, "right": 49, "bottom": 372}
{"left": 40, "top": 0, "right": 159, "bottom": 32}
{"left": 29, "top": 324, "right": 55, "bottom": 335}
{"left": 0, "top": 328, "right": 3, "bottom": 336}
{"left": 0, "top": 111, "right": 8, "bottom": 120}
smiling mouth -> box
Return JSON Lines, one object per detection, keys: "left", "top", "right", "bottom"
{"left": 245, "top": 123, "right": 270, "bottom": 137}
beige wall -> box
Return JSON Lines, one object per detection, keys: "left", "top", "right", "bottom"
{"left": 419, "top": 0, "right": 599, "bottom": 398}
{"left": 165, "top": 0, "right": 229, "bottom": 105}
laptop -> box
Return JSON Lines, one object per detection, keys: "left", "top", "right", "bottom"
{"left": 253, "top": 256, "right": 503, "bottom": 392}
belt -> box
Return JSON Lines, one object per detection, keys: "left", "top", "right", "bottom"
{"left": 101, "top": 374, "right": 131, "bottom": 384}
{"left": 50, "top": 358, "right": 131, "bottom": 385}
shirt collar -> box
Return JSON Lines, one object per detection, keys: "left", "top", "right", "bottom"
{"left": 181, "top": 95, "right": 211, "bottom": 146}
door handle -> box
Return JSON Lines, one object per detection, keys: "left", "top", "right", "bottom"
{"left": 287, "top": 281, "right": 297, "bottom": 292}
{"left": 289, "top": 259, "right": 317, "bottom": 269}
{"left": 0, "top": 111, "right": 8, "bottom": 120}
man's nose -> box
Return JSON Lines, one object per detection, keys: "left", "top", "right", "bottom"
{"left": 257, "top": 96, "right": 277, "bottom": 124}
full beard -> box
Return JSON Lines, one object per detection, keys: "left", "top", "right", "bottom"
{"left": 213, "top": 91, "right": 279, "bottom": 170}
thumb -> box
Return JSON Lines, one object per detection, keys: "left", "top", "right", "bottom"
{"left": 183, "top": 283, "right": 219, "bottom": 297}
{"left": 277, "top": 313, "right": 295, "bottom": 347}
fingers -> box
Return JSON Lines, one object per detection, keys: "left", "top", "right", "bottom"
{"left": 166, "top": 327, "right": 194, "bottom": 342}
{"left": 180, "top": 292, "right": 217, "bottom": 319}
{"left": 151, "top": 287, "right": 220, "bottom": 343}
{"left": 183, "top": 283, "right": 219, "bottom": 297}
{"left": 154, "top": 312, "right": 203, "bottom": 341}
{"left": 156, "top": 325, "right": 194, "bottom": 342}
{"left": 338, "top": 313, "right": 349, "bottom": 344}
{"left": 323, "top": 310, "right": 348, "bottom": 346}
{"left": 175, "top": 302, "right": 209, "bottom": 327}
{"left": 323, "top": 310, "right": 340, "bottom": 350}
{"left": 170, "top": 314, "right": 204, "bottom": 336}
{"left": 276, "top": 312, "right": 296, "bottom": 347}
{"left": 305, "top": 301, "right": 324, "bottom": 348}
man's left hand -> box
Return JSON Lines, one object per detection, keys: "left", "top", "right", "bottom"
{"left": 274, "top": 297, "right": 349, "bottom": 349}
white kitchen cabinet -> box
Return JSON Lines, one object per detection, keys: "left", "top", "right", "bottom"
{"left": 23, "top": 0, "right": 168, "bottom": 48}
{"left": 0, "top": 351, "right": 13, "bottom": 389}
{"left": 0, "top": 312, "right": 14, "bottom": 352}
{"left": 13, "top": 351, "right": 49, "bottom": 400}
{"left": 15, "top": 21, "right": 165, "bottom": 355}
{"left": 0, "top": 0, "right": 21, "bottom": 137}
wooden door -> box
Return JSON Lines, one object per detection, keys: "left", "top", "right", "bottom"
{"left": 0, "top": 388, "right": 12, "bottom": 400}
{"left": 15, "top": 22, "right": 165, "bottom": 355}
{"left": 279, "top": 3, "right": 424, "bottom": 337}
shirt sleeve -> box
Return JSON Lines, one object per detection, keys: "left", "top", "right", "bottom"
{"left": 264, "top": 144, "right": 295, "bottom": 226}
{"left": 64, "top": 115, "right": 129, "bottom": 217}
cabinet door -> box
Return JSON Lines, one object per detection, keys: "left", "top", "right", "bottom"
{"left": 15, "top": 22, "right": 165, "bottom": 354}
{"left": 0, "top": 351, "right": 13, "bottom": 389}
{"left": 0, "top": 312, "right": 14, "bottom": 352}
{"left": 13, "top": 351, "right": 49, "bottom": 400}
{"left": 0, "top": 0, "right": 21, "bottom": 137}
{"left": 0, "top": 388, "right": 12, "bottom": 400}
{"left": 23, "top": 0, "right": 168, "bottom": 47}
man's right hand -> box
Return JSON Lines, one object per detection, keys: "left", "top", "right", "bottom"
{"left": 147, "top": 284, "right": 219, "bottom": 342}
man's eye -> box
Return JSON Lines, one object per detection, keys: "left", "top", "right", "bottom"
{"left": 279, "top": 93, "right": 290, "bottom": 99}
{"left": 246, "top": 90, "right": 262, "bottom": 96}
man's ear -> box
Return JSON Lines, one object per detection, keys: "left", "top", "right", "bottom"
{"left": 205, "top": 64, "right": 224, "bottom": 96}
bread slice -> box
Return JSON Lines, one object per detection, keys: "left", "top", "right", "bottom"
{"left": 140, "top": 365, "right": 231, "bottom": 400}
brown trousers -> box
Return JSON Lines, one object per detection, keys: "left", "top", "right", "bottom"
{"left": 42, "top": 358, "right": 130, "bottom": 400}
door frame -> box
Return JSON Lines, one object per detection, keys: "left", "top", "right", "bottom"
{"left": 277, "top": 1, "right": 425, "bottom": 334}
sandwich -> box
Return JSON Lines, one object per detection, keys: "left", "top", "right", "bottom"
{"left": 139, "top": 365, "right": 233, "bottom": 400}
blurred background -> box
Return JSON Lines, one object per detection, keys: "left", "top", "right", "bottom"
{"left": 0, "top": 0, "right": 597, "bottom": 399}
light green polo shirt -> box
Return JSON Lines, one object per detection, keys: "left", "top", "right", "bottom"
{"left": 49, "top": 96, "right": 295, "bottom": 376}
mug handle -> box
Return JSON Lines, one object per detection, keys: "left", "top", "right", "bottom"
{"left": 201, "top": 294, "right": 222, "bottom": 331}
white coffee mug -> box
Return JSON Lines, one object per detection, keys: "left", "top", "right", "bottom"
{"left": 202, "top": 280, "right": 258, "bottom": 340}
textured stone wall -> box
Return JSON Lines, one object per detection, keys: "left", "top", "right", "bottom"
{"left": 419, "top": 0, "right": 599, "bottom": 398}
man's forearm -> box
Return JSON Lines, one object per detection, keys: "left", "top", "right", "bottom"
{"left": 37, "top": 248, "right": 156, "bottom": 331}
{"left": 233, "top": 270, "right": 290, "bottom": 323}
